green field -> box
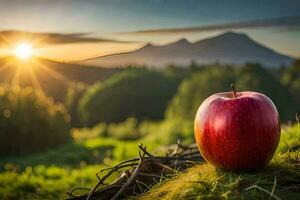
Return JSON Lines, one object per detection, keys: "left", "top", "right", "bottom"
{"left": 0, "top": 124, "right": 299, "bottom": 199}
{"left": 1, "top": 62, "right": 300, "bottom": 199}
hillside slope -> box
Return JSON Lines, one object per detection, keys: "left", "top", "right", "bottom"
{"left": 138, "top": 126, "right": 300, "bottom": 200}
{"left": 0, "top": 57, "right": 121, "bottom": 101}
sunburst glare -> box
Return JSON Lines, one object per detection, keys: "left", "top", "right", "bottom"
{"left": 14, "top": 43, "right": 33, "bottom": 60}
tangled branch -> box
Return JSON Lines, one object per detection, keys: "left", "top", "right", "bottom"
{"left": 66, "top": 143, "right": 202, "bottom": 200}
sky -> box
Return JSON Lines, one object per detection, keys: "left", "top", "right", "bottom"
{"left": 0, "top": 0, "right": 299, "bottom": 61}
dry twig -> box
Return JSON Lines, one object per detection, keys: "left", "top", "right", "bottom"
{"left": 67, "top": 143, "right": 202, "bottom": 200}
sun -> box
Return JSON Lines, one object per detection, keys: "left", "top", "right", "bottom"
{"left": 14, "top": 43, "right": 33, "bottom": 60}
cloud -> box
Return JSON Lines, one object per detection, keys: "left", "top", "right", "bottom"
{"left": 277, "top": 26, "right": 300, "bottom": 32}
{"left": 120, "top": 16, "right": 300, "bottom": 35}
{"left": 0, "top": 30, "right": 135, "bottom": 46}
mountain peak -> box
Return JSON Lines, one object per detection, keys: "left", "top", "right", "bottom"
{"left": 177, "top": 38, "right": 190, "bottom": 44}
{"left": 144, "top": 43, "right": 154, "bottom": 48}
{"left": 167, "top": 38, "right": 191, "bottom": 46}
{"left": 217, "top": 31, "right": 250, "bottom": 40}
{"left": 139, "top": 43, "right": 155, "bottom": 51}
{"left": 176, "top": 38, "right": 190, "bottom": 44}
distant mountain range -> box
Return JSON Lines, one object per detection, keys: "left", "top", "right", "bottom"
{"left": 77, "top": 32, "right": 294, "bottom": 68}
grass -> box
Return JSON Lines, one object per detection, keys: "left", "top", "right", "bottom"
{"left": 0, "top": 129, "right": 160, "bottom": 200}
{"left": 0, "top": 138, "right": 140, "bottom": 200}
{"left": 0, "top": 125, "right": 299, "bottom": 200}
{"left": 0, "top": 135, "right": 157, "bottom": 170}
{"left": 138, "top": 125, "right": 300, "bottom": 200}
{"left": 0, "top": 164, "right": 119, "bottom": 200}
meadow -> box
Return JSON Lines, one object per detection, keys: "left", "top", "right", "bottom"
{"left": 0, "top": 60, "right": 300, "bottom": 199}
{"left": 140, "top": 125, "right": 300, "bottom": 200}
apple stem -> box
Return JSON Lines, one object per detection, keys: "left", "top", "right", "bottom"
{"left": 230, "top": 83, "right": 237, "bottom": 98}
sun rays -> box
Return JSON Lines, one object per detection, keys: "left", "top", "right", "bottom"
{"left": 0, "top": 34, "right": 71, "bottom": 99}
{"left": 1, "top": 55, "right": 68, "bottom": 97}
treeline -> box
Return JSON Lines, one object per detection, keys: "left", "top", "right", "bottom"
{"left": 67, "top": 61, "right": 300, "bottom": 128}
{"left": 69, "top": 61, "right": 300, "bottom": 146}
{"left": 167, "top": 63, "right": 299, "bottom": 123}
{"left": 1, "top": 60, "right": 300, "bottom": 155}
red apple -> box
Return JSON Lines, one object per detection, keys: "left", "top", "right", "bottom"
{"left": 194, "top": 86, "right": 280, "bottom": 171}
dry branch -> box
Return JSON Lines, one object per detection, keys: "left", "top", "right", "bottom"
{"left": 66, "top": 143, "right": 202, "bottom": 200}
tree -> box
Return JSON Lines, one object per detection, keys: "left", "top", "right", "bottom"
{"left": 0, "top": 85, "right": 71, "bottom": 155}
{"left": 281, "top": 59, "right": 300, "bottom": 99}
{"left": 79, "top": 68, "right": 181, "bottom": 126}
{"left": 166, "top": 66, "right": 236, "bottom": 122}
{"left": 237, "top": 63, "right": 299, "bottom": 121}
{"left": 65, "top": 82, "right": 88, "bottom": 127}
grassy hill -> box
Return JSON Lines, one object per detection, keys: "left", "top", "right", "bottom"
{"left": 138, "top": 125, "right": 300, "bottom": 200}
{"left": 0, "top": 57, "right": 121, "bottom": 102}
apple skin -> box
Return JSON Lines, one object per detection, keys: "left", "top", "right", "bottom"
{"left": 194, "top": 91, "right": 281, "bottom": 171}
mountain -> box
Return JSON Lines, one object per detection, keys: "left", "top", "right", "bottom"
{"left": 77, "top": 32, "right": 294, "bottom": 68}
{"left": 0, "top": 57, "right": 121, "bottom": 101}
